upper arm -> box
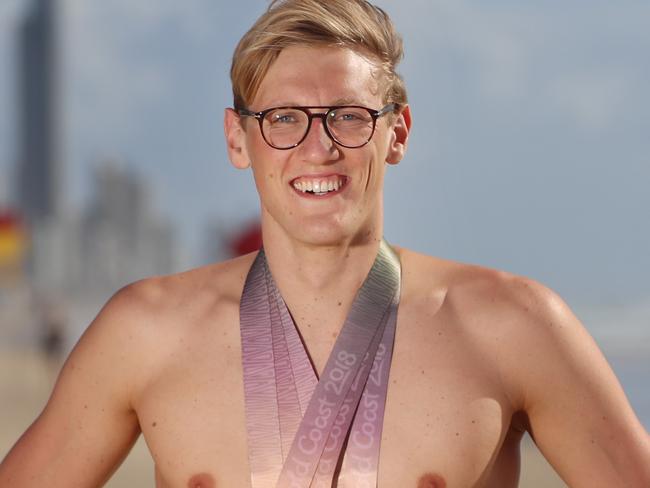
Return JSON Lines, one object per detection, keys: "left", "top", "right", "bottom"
{"left": 0, "top": 284, "right": 154, "bottom": 487}
{"left": 504, "top": 279, "right": 650, "bottom": 487}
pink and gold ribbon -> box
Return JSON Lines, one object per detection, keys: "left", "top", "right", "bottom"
{"left": 240, "top": 240, "right": 400, "bottom": 488}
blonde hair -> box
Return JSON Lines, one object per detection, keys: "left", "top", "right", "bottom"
{"left": 230, "top": 0, "right": 407, "bottom": 110}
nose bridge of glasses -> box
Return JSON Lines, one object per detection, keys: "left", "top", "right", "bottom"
{"left": 303, "top": 110, "right": 335, "bottom": 144}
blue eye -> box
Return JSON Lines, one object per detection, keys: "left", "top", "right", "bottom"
{"left": 276, "top": 114, "right": 294, "bottom": 123}
{"left": 329, "top": 108, "right": 371, "bottom": 128}
{"left": 341, "top": 113, "right": 360, "bottom": 121}
{"left": 268, "top": 110, "right": 302, "bottom": 125}
{"left": 330, "top": 111, "right": 360, "bottom": 122}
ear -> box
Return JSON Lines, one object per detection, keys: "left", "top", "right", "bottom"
{"left": 224, "top": 108, "right": 251, "bottom": 169}
{"left": 386, "top": 104, "right": 412, "bottom": 165}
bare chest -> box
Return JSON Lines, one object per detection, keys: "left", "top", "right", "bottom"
{"left": 135, "top": 303, "right": 521, "bottom": 487}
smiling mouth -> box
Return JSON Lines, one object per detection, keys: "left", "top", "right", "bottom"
{"left": 291, "top": 176, "right": 347, "bottom": 196}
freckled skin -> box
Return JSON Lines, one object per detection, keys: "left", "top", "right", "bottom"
{"left": 417, "top": 472, "right": 446, "bottom": 488}
{"left": 187, "top": 473, "right": 216, "bottom": 488}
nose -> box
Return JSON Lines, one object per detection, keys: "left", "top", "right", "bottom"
{"left": 298, "top": 115, "right": 337, "bottom": 160}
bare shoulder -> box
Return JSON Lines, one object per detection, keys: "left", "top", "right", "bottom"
{"left": 397, "top": 245, "right": 570, "bottom": 340}
{"left": 0, "top": 253, "right": 259, "bottom": 486}
{"left": 107, "top": 251, "right": 257, "bottom": 320}
{"left": 395, "top": 247, "right": 650, "bottom": 485}
{"left": 87, "top": 252, "right": 258, "bottom": 386}
{"left": 395, "top": 246, "right": 590, "bottom": 405}
{"left": 29, "top": 250, "right": 259, "bottom": 418}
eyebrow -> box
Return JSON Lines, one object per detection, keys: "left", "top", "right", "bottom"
{"left": 331, "top": 97, "right": 364, "bottom": 106}
{"left": 263, "top": 98, "right": 367, "bottom": 108}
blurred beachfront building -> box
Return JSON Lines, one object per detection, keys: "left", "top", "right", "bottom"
{"left": 1, "top": 0, "right": 178, "bottom": 353}
{"left": 16, "top": 0, "right": 61, "bottom": 226}
{"left": 1, "top": 0, "right": 263, "bottom": 355}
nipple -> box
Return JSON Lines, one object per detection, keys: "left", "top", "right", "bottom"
{"left": 417, "top": 472, "right": 447, "bottom": 488}
{"left": 187, "top": 473, "right": 216, "bottom": 488}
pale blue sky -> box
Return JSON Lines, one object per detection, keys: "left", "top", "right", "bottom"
{"left": 1, "top": 0, "right": 650, "bottom": 310}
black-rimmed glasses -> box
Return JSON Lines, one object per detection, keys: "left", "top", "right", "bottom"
{"left": 237, "top": 104, "right": 399, "bottom": 150}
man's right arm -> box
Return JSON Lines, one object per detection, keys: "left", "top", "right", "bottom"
{"left": 0, "top": 283, "right": 155, "bottom": 487}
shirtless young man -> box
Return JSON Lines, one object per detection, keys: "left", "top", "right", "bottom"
{"left": 2, "top": 1, "right": 649, "bottom": 487}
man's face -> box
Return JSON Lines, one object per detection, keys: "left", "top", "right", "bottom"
{"left": 225, "top": 45, "right": 409, "bottom": 247}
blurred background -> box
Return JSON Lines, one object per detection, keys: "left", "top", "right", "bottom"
{"left": 0, "top": 0, "right": 648, "bottom": 486}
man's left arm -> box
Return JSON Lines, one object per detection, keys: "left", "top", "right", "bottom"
{"left": 503, "top": 279, "right": 650, "bottom": 487}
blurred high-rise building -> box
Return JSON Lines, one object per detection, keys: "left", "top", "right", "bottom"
{"left": 9, "top": 0, "right": 69, "bottom": 298}
{"left": 2, "top": 0, "right": 179, "bottom": 351}
{"left": 15, "top": 0, "right": 62, "bottom": 224}
{"left": 1, "top": 0, "right": 62, "bottom": 350}
{"left": 80, "top": 163, "right": 177, "bottom": 294}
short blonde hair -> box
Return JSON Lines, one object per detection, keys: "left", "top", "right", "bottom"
{"left": 230, "top": 0, "right": 407, "bottom": 110}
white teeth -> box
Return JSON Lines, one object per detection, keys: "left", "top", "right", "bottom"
{"left": 293, "top": 177, "right": 345, "bottom": 195}
{"left": 293, "top": 181, "right": 305, "bottom": 192}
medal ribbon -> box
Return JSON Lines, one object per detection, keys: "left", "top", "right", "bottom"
{"left": 240, "top": 240, "right": 400, "bottom": 488}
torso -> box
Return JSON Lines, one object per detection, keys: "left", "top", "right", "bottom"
{"left": 128, "top": 248, "right": 529, "bottom": 488}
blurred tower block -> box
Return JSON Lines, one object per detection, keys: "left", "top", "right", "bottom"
{"left": 13, "top": 0, "right": 71, "bottom": 301}
{"left": 16, "top": 0, "right": 62, "bottom": 225}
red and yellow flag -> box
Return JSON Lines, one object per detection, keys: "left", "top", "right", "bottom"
{"left": 0, "top": 210, "right": 27, "bottom": 270}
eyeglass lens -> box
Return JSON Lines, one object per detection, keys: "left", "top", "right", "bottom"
{"left": 261, "top": 107, "right": 375, "bottom": 149}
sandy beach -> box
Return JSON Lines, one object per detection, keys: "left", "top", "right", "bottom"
{"left": 0, "top": 349, "right": 567, "bottom": 487}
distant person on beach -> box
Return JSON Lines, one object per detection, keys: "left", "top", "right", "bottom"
{"left": 1, "top": 1, "right": 649, "bottom": 487}
{"left": 39, "top": 300, "right": 66, "bottom": 364}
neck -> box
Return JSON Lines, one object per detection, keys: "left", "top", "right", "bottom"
{"left": 261, "top": 224, "right": 383, "bottom": 313}
{"left": 257, "top": 213, "right": 385, "bottom": 373}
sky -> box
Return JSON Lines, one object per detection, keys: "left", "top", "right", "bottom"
{"left": 1, "top": 0, "right": 650, "bottom": 315}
